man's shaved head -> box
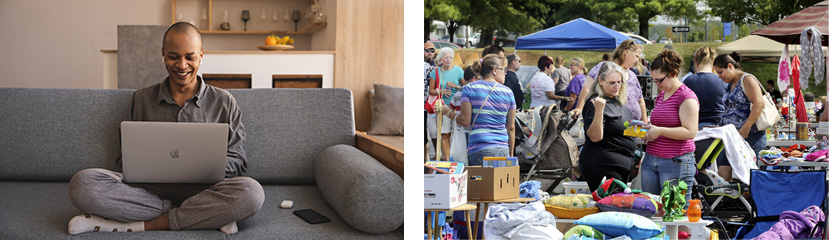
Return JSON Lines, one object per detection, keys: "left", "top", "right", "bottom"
{"left": 163, "top": 22, "right": 203, "bottom": 49}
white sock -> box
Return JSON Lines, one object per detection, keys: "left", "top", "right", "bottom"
{"left": 68, "top": 214, "right": 145, "bottom": 234}
{"left": 220, "top": 221, "right": 238, "bottom": 234}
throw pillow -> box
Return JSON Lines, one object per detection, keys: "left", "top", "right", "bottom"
{"left": 575, "top": 212, "right": 663, "bottom": 239}
{"left": 596, "top": 192, "right": 659, "bottom": 218}
{"left": 367, "top": 84, "right": 404, "bottom": 135}
{"left": 564, "top": 225, "right": 604, "bottom": 240}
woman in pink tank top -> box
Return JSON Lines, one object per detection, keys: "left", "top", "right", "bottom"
{"left": 639, "top": 49, "right": 700, "bottom": 208}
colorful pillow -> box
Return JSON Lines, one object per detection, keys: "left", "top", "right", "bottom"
{"left": 596, "top": 192, "right": 659, "bottom": 218}
{"left": 575, "top": 212, "right": 663, "bottom": 239}
{"left": 543, "top": 194, "right": 595, "bottom": 209}
{"left": 564, "top": 225, "right": 604, "bottom": 240}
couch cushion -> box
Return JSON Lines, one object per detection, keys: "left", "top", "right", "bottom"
{"left": 0, "top": 181, "right": 401, "bottom": 239}
{"left": 316, "top": 145, "right": 404, "bottom": 233}
{"left": 366, "top": 84, "right": 404, "bottom": 135}
{"left": 0, "top": 88, "right": 133, "bottom": 181}
{"left": 227, "top": 89, "right": 356, "bottom": 185}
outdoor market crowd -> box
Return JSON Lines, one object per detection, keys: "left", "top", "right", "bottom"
{"left": 422, "top": 38, "right": 816, "bottom": 205}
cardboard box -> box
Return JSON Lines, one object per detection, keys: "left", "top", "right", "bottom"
{"left": 467, "top": 166, "right": 520, "bottom": 201}
{"left": 482, "top": 157, "right": 519, "bottom": 167}
{"left": 562, "top": 181, "right": 590, "bottom": 195}
{"left": 424, "top": 170, "right": 468, "bottom": 209}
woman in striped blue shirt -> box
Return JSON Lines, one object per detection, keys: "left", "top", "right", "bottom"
{"left": 442, "top": 54, "right": 516, "bottom": 166}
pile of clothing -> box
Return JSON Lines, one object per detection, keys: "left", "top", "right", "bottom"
{"left": 753, "top": 205, "right": 825, "bottom": 240}
{"left": 759, "top": 144, "right": 810, "bottom": 165}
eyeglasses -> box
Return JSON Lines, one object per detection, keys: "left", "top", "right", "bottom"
{"left": 495, "top": 67, "right": 505, "bottom": 72}
{"left": 515, "top": 59, "right": 521, "bottom": 63}
{"left": 605, "top": 81, "right": 622, "bottom": 87}
{"left": 653, "top": 75, "right": 668, "bottom": 84}
{"left": 425, "top": 49, "right": 435, "bottom": 53}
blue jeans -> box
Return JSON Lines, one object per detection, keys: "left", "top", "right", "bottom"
{"left": 640, "top": 152, "right": 695, "bottom": 209}
{"left": 468, "top": 147, "right": 509, "bottom": 166}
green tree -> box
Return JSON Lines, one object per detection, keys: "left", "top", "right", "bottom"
{"left": 707, "top": 0, "right": 822, "bottom": 25}
{"left": 424, "top": 0, "right": 469, "bottom": 42}
{"left": 583, "top": 0, "right": 697, "bottom": 38}
{"left": 425, "top": 0, "right": 555, "bottom": 47}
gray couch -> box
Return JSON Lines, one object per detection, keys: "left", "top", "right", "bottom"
{"left": 0, "top": 88, "right": 404, "bottom": 239}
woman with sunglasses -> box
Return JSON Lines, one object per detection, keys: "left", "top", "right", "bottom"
{"left": 640, "top": 49, "right": 699, "bottom": 208}
{"left": 579, "top": 61, "right": 636, "bottom": 192}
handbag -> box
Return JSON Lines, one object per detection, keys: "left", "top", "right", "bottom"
{"left": 424, "top": 68, "right": 441, "bottom": 114}
{"left": 740, "top": 73, "right": 781, "bottom": 130}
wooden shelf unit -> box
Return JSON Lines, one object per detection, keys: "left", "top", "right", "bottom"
{"left": 172, "top": 0, "right": 326, "bottom": 35}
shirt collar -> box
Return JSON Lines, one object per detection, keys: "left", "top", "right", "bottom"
{"left": 156, "top": 76, "right": 206, "bottom": 108}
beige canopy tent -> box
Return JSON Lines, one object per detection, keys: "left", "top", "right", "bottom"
{"left": 717, "top": 35, "right": 827, "bottom": 63}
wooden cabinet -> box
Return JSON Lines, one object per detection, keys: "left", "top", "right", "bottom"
{"left": 172, "top": 0, "right": 326, "bottom": 35}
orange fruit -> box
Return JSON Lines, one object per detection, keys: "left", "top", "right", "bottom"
{"left": 265, "top": 35, "right": 278, "bottom": 45}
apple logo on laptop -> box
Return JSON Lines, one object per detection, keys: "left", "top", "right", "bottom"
{"left": 170, "top": 149, "right": 180, "bottom": 159}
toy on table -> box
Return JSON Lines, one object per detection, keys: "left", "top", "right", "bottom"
{"left": 623, "top": 120, "right": 648, "bottom": 138}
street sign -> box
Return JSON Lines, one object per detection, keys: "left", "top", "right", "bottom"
{"left": 672, "top": 26, "right": 690, "bottom": 32}
{"left": 723, "top": 22, "right": 732, "bottom": 36}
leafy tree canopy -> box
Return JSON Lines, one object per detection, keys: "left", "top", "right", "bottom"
{"left": 707, "top": 0, "right": 823, "bottom": 25}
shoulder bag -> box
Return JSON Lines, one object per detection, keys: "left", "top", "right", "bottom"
{"left": 740, "top": 73, "right": 781, "bottom": 130}
{"left": 424, "top": 68, "right": 441, "bottom": 114}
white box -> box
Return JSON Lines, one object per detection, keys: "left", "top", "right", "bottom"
{"left": 562, "top": 181, "right": 590, "bottom": 195}
{"left": 424, "top": 170, "right": 468, "bottom": 209}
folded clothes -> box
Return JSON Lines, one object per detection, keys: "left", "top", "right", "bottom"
{"left": 789, "top": 150, "right": 803, "bottom": 158}
{"left": 806, "top": 150, "right": 829, "bottom": 162}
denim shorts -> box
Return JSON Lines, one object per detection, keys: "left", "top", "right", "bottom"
{"left": 640, "top": 152, "right": 695, "bottom": 209}
{"left": 468, "top": 147, "right": 509, "bottom": 166}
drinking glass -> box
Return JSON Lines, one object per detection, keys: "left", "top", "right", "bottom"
{"left": 291, "top": 10, "right": 301, "bottom": 31}
{"left": 272, "top": 9, "right": 279, "bottom": 30}
{"left": 260, "top": 9, "right": 268, "bottom": 31}
{"left": 241, "top": 10, "right": 250, "bottom": 31}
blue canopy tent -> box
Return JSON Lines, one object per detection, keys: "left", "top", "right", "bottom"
{"left": 515, "top": 18, "right": 631, "bottom": 52}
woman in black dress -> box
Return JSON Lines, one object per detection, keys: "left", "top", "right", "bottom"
{"left": 579, "top": 61, "right": 637, "bottom": 192}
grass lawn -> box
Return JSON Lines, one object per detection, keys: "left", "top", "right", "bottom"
{"left": 455, "top": 42, "right": 826, "bottom": 97}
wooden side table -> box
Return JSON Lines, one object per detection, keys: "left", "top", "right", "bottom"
{"left": 425, "top": 204, "right": 477, "bottom": 240}
{"left": 467, "top": 197, "right": 536, "bottom": 239}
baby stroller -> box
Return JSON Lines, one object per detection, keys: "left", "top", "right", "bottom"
{"left": 691, "top": 138, "right": 753, "bottom": 220}
{"left": 520, "top": 103, "right": 579, "bottom": 193}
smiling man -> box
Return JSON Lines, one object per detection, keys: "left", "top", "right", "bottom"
{"left": 66, "top": 22, "right": 264, "bottom": 235}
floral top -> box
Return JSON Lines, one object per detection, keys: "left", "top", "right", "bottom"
{"left": 721, "top": 73, "right": 755, "bottom": 130}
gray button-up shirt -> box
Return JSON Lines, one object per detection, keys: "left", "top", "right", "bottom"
{"left": 119, "top": 77, "right": 248, "bottom": 177}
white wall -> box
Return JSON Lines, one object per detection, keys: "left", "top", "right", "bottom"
{"left": 0, "top": 0, "right": 336, "bottom": 89}
{"left": 0, "top": 0, "right": 169, "bottom": 89}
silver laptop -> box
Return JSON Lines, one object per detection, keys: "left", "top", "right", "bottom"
{"left": 121, "top": 121, "right": 228, "bottom": 183}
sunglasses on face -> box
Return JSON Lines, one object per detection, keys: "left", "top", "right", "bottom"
{"left": 425, "top": 49, "right": 435, "bottom": 53}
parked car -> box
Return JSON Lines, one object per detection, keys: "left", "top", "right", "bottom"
{"left": 493, "top": 31, "right": 517, "bottom": 46}
{"left": 658, "top": 38, "right": 672, "bottom": 44}
{"left": 501, "top": 40, "right": 516, "bottom": 48}
{"left": 454, "top": 33, "right": 480, "bottom": 48}
{"left": 428, "top": 40, "right": 462, "bottom": 49}
{"left": 624, "top": 33, "right": 652, "bottom": 44}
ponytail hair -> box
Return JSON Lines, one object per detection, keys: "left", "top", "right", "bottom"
{"left": 713, "top": 51, "right": 741, "bottom": 69}
{"left": 480, "top": 54, "right": 505, "bottom": 78}
{"left": 693, "top": 46, "right": 717, "bottom": 67}
{"left": 651, "top": 48, "right": 683, "bottom": 78}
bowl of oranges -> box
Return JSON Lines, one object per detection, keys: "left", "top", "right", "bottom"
{"left": 258, "top": 34, "right": 295, "bottom": 51}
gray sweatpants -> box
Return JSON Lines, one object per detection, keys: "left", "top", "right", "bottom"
{"left": 68, "top": 168, "right": 265, "bottom": 230}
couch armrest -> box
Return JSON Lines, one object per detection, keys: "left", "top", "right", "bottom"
{"left": 315, "top": 145, "right": 403, "bottom": 234}
{"left": 355, "top": 131, "right": 404, "bottom": 179}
